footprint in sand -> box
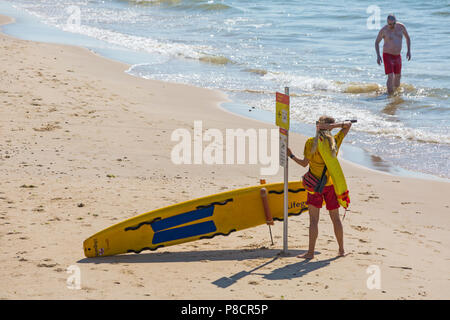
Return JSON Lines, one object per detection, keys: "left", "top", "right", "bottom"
{"left": 351, "top": 225, "right": 370, "bottom": 232}
{"left": 33, "top": 123, "right": 62, "bottom": 132}
{"left": 37, "top": 262, "right": 58, "bottom": 268}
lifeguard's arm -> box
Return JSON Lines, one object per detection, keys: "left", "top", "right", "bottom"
{"left": 339, "top": 121, "right": 352, "bottom": 138}
{"left": 375, "top": 28, "right": 384, "bottom": 64}
{"left": 287, "top": 147, "right": 309, "bottom": 167}
{"left": 317, "top": 122, "right": 352, "bottom": 138}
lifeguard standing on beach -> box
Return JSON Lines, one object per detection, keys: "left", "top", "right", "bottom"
{"left": 375, "top": 14, "right": 411, "bottom": 95}
{"left": 288, "top": 116, "right": 352, "bottom": 259}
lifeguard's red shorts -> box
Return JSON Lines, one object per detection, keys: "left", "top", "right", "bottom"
{"left": 307, "top": 185, "right": 340, "bottom": 211}
{"left": 383, "top": 52, "right": 402, "bottom": 75}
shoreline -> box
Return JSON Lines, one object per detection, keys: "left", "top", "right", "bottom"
{"left": 0, "top": 3, "right": 447, "bottom": 182}
{"left": 1, "top": 13, "right": 449, "bottom": 300}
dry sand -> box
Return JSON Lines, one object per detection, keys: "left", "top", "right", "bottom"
{"left": 1, "top": 14, "right": 449, "bottom": 300}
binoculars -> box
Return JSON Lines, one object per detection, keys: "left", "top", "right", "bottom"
{"left": 316, "top": 119, "right": 357, "bottom": 124}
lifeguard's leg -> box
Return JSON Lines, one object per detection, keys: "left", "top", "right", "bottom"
{"left": 298, "top": 204, "right": 320, "bottom": 259}
{"left": 329, "top": 208, "right": 345, "bottom": 256}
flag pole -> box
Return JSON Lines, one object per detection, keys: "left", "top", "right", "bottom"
{"left": 282, "top": 86, "right": 289, "bottom": 255}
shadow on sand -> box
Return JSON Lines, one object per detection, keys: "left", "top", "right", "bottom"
{"left": 78, "top": 247, "right": 340, "bottom": 289}
{"left": 212, "top": 253, "right": 340, "bottom": 288}
{"left": 77, "top": 248, "right": 300, "bottom": 264}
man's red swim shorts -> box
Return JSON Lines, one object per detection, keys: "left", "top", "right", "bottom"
{"left": 306, "top": 185, "right": 340, "bottom": 211}
{"left": 383, "top": 52, "right": 402, "bottom": 75}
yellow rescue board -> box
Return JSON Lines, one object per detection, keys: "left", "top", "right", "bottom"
{"left": 83, "top": 181, "right": 308, "bottom": 258}
{"left": 317, "top": 137, "right": 350, "bottom": 208}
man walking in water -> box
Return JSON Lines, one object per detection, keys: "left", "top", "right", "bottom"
{"left": 375, "top": 14, "right": 411, "bottom": 95}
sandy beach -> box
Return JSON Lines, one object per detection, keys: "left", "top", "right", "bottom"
{"left": 1, "top": 14, "right": 449, "bottom": 300}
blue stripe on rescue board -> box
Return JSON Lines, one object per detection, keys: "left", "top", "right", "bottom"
{"left": 152, "top": 221, "right": 217, "bottom": 244}
{"left": 150, "top": 206, "right": 215, "bottom": 232}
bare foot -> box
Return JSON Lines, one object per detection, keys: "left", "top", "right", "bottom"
{"left": 338, "top": 249, "right": 346, "bottom": 257}
{"left": 297, "top": 252, "right": 314, "bottom": 259}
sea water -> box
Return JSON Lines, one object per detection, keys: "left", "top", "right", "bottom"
{"left": 1, "top": 0, "right": 449, "bottom": 179}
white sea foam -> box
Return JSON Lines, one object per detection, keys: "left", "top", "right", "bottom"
{"left": 244, "top": 94, "right": 450, "bottom": 145}
{"left": 13, "top": 2, "right": 217, "bottom": 63}
{"left": 60, "top": 23, "right": 210, "bottom": 60}
{"left": 263, "top": 72, "right": 340, "bottom": 92}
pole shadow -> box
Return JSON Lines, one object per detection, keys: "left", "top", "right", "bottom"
{"left": 262, "top": 256, "right": 340, "bottom": 281}
{"left": 212, "top": 253, "right": 340, "bottom": 288}
{"left": 211, "top": 249, "right": 321, "bottom": 288}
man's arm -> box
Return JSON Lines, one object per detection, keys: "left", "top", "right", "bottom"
{"left": 401, "top": 24, "right": 411, "bottom": 60}
{"left": 375, "top": 28, "right": 384, "bottom": 65}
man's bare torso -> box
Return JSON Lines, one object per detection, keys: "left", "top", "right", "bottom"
{"left": 381, "top": 23, "right": 405, "bottom": 55}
